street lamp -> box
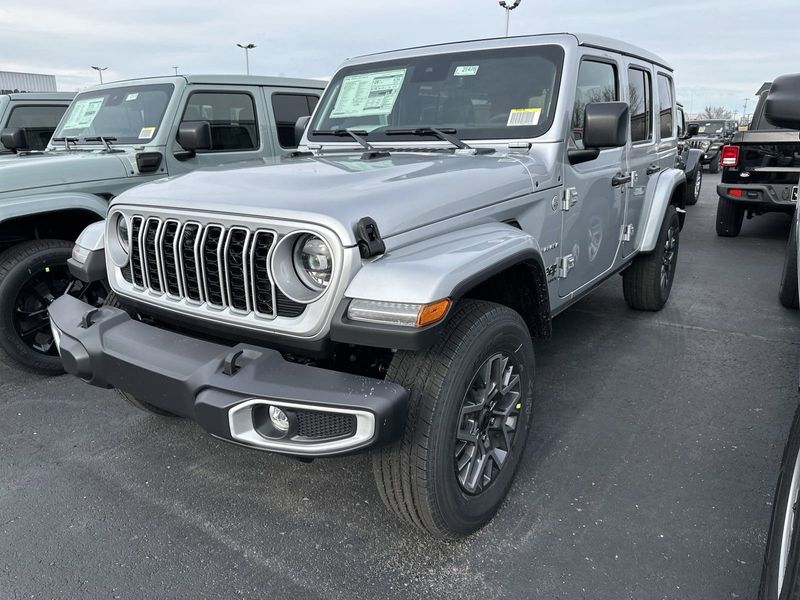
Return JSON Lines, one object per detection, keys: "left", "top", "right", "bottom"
{"left": 236, "top": 43, "right": 256, "bottom": 75}
{"left": 498, "top": 0, "right": 522, "bottom": 37}
{"left": 91, "top": 66, "right": 108, "bottom": 84}
{"left": 173, "top": 66, "right": 179, "bottom": 76}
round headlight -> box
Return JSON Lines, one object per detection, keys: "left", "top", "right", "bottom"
{"left": 116, "top": 214, "right": 130, "bottom": 254}
{"left": 293, "top": 234, "right": 332, "bottom": 291}
{"left": 701, "top": 140, "right": 711, "bottom": 150}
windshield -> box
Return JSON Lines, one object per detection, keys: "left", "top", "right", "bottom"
{"left": 52, "top": 83, "right": 174, "bottom": 144}
{"left": 309, "top": 45, "right": 564, "bottom": 143}
{"left": 694, "top": 120, "right": 726, "bottom": 135}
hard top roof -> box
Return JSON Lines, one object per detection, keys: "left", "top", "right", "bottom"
{"left": 3, "top": 92, "right": 75, "bottom": 101}
{"left": 84, "top": 74, "right": 326, "bottom": 92}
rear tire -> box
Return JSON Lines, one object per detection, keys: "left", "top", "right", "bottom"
{"left": 716, "top": 197, "right": 744, "bottom": 237}
{"left": 758, "top": 403, "right": 800, "bottom": 599}
{"left": 709, "top": 160, "right": 720, "bottom": 174}
{"left": 779, "top": 216, "right": 800, "bottom": 309}
{"left": 373, "top": 300, "right": 535, "bottom": 538}
{"left": 685, "top": 169, "right": 701, "bottom": 206}
{"left": 623, "top": 206, "right": 680, "bottom": 312}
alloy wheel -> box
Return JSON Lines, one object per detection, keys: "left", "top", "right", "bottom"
{"left": 660, "top": 224, "right": 678, "bottom": 291}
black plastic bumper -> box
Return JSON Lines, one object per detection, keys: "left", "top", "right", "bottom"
{"left": 48, "top": 294, "right": 408, "bottom": 456}
{"left": 717, "top": 183, "right": 798, "bottom": 209}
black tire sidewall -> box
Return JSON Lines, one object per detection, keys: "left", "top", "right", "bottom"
{"left": 654, "top": 206, "right": 681, "bottom": 307}
{"left": 0, "top": 241, "right": 73, "bottom": 373}
{"left": 427, "top": 310, "right": 535, "bottom": 534}
{"left": 779, "top": 216, "right": 799, "bottom": 309}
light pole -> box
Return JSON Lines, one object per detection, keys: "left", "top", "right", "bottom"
{"left": 498, "top": 0, "right": 522, "bottom": 37}
{"left": 742, "top": 98, "right": 749, "bottom": 126}
{"left": 173, "top": 66, "right": 179, "bottom": 76}
{"left": 91, "top": 66, "right": 108, "bottom": 84}
{"left": 236, "top": 43, "right": 256, "bottom": 75}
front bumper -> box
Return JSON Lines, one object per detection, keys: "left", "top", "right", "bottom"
{"left": 717, "top": 182, "right": 798, "bottom": 208}
{"left": 49, "top": 294, "right": 408, "bottom": 457}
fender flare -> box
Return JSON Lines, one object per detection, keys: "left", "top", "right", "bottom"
{"left": 0, "top": 192, "right": 108, "bottom": 227}
{"left": 636, "top": 168, "right": 686, "bottom": 253}
{"left": 684, "top": 148, "right": 702, "bottom": 180}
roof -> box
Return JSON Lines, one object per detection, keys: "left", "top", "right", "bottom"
{"left": 3, "top": 92, "right": 75, "bottom": 101}
{"left": 349, "top": 32, "right": 672, "bottom": 71}
{"left": 87, "top": 74, "right": 326, "bottom": 92}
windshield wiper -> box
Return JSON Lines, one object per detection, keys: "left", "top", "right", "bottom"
{"left": 385, "top": 127, "right": 471, "bottom": 150}
{"left": 52, "top": 137, "right": 79, "bottom": 151}
{"left": 84, "top": 136, "right": 118, "bottom": 151}
{"left": 312, "top": 129, "right": 375, "bottom": 151}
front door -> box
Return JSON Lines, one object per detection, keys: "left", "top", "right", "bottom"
{"left": 559, "top": 56, "right": 627, "bottom": 297}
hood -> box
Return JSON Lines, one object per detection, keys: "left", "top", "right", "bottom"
{"left": 0, "top": 151, "right": 131, "bottom": 195}
{"left": 115, "top": 151, "right": 540, "bottom": 245}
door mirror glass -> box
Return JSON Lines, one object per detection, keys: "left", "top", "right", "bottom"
{"left": 765, "top": 74, "right": 800, "bottom": 129}
{"left": 583, "top": 102, "right": 630, "bottom": 149}
{"left": 0, "top": 127, "right": 29, "bottom": 152}
{"left": 177, "top": 121, "right": 213, "bottom": 151}
{"left": 294, "top": 115, "right": 311, "bottom": 147}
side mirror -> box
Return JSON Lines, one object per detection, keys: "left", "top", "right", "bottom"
{"left": 177, "top": 121, "right": 213, "bottom": 152}
{"left": 294, "top": 115, "right": 311, "bottom": 147}
{"left": 687, "top": 123, "right": 700, "bottom": 137}
{"left": 765, "top": 73, "right": 800, "bottom": 130}
{"left": 0, "top": 127, "right": 29, "bottom": 152}
{"left": 583, "top": 102, "right": 629, "bottom": 149}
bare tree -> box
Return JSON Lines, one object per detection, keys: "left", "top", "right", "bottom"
{"left": 701, "top": 105, "right": 733, "bottom": 119}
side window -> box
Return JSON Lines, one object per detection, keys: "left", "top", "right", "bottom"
{"left": 181, "top": 92, "right": 258, "bottom": 152}
{"left": 676, "top": 106, "right": 686, "bottom": 138}
{"left": 572, "top": 60, "right": 618, "bottom": 149}
{"left": 628, "top": 67, "right": 653, "bottom": 143}
{"left": 657, "top": 74, "right": 674, "bottom": 139}
{"left": 271, "top": 93, "right": 320, "bottom": 149}
{"left": 6, "top": 105, "right": 68, "bottom": 150}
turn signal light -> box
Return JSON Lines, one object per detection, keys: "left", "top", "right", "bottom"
{"left": 720, "top": 145, "right": 740, "bottom": 168}
{"left": 417, "top": 298, "right": 452, "bottom": 327}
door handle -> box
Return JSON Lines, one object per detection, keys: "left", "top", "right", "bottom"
{"left": 646, "top": 164, "right": 661, "bottom": 175}
{"left": 611, "top": 172, "right": 632, "bottom": 187}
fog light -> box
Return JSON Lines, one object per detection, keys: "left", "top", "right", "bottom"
{"left": 269, "top": 406, "right": 290, "bottom": 432}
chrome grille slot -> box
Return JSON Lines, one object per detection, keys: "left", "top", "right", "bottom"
{"left": 224, "top": 227, "right": 251, "bottom": 312}
{"left": 160, "top": 220, "right": 182, "bottom": 297}
{"left": 129, "top": 216, "right": 145, "bottom": 288}
{"left": 200, "top": 225, "right": 226, "bottom": 308}
{"left": 250, "top": 231, "right": 276, "bottom": 317}
{"left": 143, "top": 218, "right": 163, "bottom": 293}
{"left": 180, "top": 223, "right": 202, "bottom": 302}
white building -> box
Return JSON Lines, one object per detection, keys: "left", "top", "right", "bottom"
{"left": 0, "top": 71, "right": 57, "bottom": 94}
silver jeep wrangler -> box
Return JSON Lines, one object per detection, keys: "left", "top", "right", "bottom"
{"left": 51, "top": 33, "right": 686, "bottom": 538}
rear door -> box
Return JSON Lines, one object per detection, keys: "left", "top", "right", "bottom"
{"left": 621, "top": 61, "right": 657, "bottom": 257}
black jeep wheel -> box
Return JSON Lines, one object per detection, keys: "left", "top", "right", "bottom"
{"left": 779, "top": 216, "right": 799, "bottom": 309}
{"left": 622, "top": 206, "right": 680, "bottom": 312}
{"left": 685, "top": 169, "right": 702, "bottom": 206}
{"left": 758, "top": 403, "right": 800, "bottom": 599}
{"left": 373, "top": 300, "right": 535, "bottom": 538}
{"left": 0, "top": 240, "right": 108, "bottom": 375}
{"left": 716, "top": 197, "right": 744, "bottom": 237}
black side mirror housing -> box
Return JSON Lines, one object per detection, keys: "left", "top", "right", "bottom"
{"left": 583, "top": 102, "right": 630, "bottom": 149}
{"left": 687, "top": 123, "right": 700, "bottom": 137}
{"left": 177, "top": 121, "right": 213, "bottom": 152}
{"left": 765, "top": 73, "right": 800, "bottom": 130}
{"left": 0, "top": 127, "right": 29, "bottom": 152}
{"left": 294, "top": 115, "right": 311, "bottom": 147}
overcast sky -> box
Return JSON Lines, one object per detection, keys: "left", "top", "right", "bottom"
{"left": 1, "top": 0, "right": 797, "bottom": 118}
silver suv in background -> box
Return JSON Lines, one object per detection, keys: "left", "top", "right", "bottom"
{"left": 0, "top": 75, "right": 324, "bottom": 374}
{"left": 0, "top": 92, "right": 74, "bottom": 153}
{"left": 52, "top": 33, "right": 687, "bottom": 537}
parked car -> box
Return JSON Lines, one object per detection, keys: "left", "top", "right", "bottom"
{"left": 716, "top": 83, "right": 800, "bottom": 237}
{"left": 51, "top": 33, "right": 687, "bottom": 538}
{"left": 0, "top": 75, "right": 325, "bottom": 374}
{"left": 677, "top": 102, "right": 704, "bottom": 205}
{"left": 0, "top": 92, "right": 74, "bottom": 154}
{"left": 685, "top": 118, "right": 738, "bottom": 173}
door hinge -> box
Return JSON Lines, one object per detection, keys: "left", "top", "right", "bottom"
{"left": 629, "top": 171, "right": 640, "bottom": 189}
{"left": 621, "top": 224, "right": 635, "bottom": 242}
{"left": 561, "top": 187, "right": 579, "bottom": 211}
{"left": 557, "top": 254, "right": 575, "bottom": 278}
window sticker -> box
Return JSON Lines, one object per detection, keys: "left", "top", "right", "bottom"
{"left": 138, "top": 126, "right": 156, "bottom": 140}
{"left": 330, "top": 68, "right": 407, "bottom": 118}
{"left": 507, "top": 108, "right": 542, "bottom": 127}
{"left": 454, "top": 65, "right": 479, "bottom": 77}
{"left": 125, "top": 93, "right": 139, "bottom": 101}
{"left": 62, "top": 97, "right": 104, "bottom": 129}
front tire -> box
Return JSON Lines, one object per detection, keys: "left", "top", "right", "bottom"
{"left": 623, "top": 205, "right": 680, "bottom": 311}
{"left": 758, "top": 404, "right": 800, "bottom": 599}
{"left": 685, "top": 169, "right": 702, "bottom": 206}
{"left": 373, "top": 300, "right": 535, "bottom": 538}
{"left": 0, "top": 240, "right": 107, "bottom": 375}
{"left": 709, "top": 160, "right": 720, "bottom": 174}
{"left": 716, "top": 197, "right": 744, "bottom": 237}
{"left": 779, "top": 216, "right": 800, "bottom": 309}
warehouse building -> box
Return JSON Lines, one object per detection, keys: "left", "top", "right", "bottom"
{"left": 0, "top": 70, "right": 57, "bottom": 94}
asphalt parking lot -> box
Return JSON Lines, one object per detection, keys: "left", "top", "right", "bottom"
{"left": 1, "top": 172, "right": 798, "bottom": 600}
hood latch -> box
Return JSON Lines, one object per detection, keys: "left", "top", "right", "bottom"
{"left": 356, "top": 217, "right": 386, "bottom": 259}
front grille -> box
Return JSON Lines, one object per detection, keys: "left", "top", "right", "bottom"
{"left": 296, "top": 410, "right": 356, "bottom": 440}
{"left": 123, "top": 216, "right": 305, "bottom": 319}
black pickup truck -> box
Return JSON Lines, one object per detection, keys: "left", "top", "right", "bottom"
{"left": 716, "top": 83, "right": 800, "bottom": 237}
